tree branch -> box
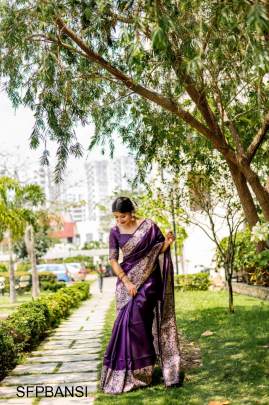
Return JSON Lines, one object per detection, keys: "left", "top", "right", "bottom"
{"left": 54, "top": 16, "right": 238, "bottom": 165}
{"left": 246, "top": 111, "right": 269, "bottom": 162}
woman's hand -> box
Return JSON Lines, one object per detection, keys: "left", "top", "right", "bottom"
{"left": 165, "top": 230, "right": 176, "bottom": 245}
{"left": 161, "top": 230, "right": 176, "bottom": 253}
{"left": 123, "top": 278, "right": 137, "bottom": 297}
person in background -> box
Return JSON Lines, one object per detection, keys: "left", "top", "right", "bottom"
{"left": 97, "top": 262, "right": 105, "bottom": 292}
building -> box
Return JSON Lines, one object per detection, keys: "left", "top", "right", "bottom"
{"left": 84, "top": 155, "right": 138, "bottom": 239}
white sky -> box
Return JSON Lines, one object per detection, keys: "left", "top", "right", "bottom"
{"left": 0, "top": 92, "right": 129, "bottom": 186}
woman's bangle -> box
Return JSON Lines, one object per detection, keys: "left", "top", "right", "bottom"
{"left": 118, "top": 272, "right": 125, "bottom": 280}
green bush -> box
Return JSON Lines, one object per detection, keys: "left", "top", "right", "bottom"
{"left": 216, "top": 229, "right": 269, "bottom": 286}
{"left": 174, "top": 273, "right": 210, "bottom": 291}
{"left": 0, "top": 282, "right": 90, "bottom": 380}
{"left": 38, "top": 271, "right": 57, "bottom": 283}
{"left": 6, "top": 300, "right": 49, "bottom": 351}
{"left": 0, "top": 321, "right": 19, "bottom": 380}
{"left": 40, "top": 281, "right": 65, "bottom": 292}
{"left": 16, "top": 262, "right": 31, "bottom": 273}
{"left": 0, "top": 263, "right": 8, "bottom": 273}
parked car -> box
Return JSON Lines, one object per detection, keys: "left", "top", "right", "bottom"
{"left": 65, "top": 262, "right": 87, "bottom": 281}
{"left": 28, "top": 264, "right": 72, "bottom": 283}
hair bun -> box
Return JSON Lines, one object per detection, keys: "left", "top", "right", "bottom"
{"left": 112, "top": 196, "right": 136, "bottom": 213}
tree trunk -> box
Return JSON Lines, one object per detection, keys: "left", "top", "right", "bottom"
{"left": 8, "top": 231, "right": 16, "bottom": 303}
{"left": 25, "top": 225, "right": 40, "bottom": 298}
{"left": 240, "top": 163, "right": 269, "bottom": 221}
{"left": 227, "top": 162, "right": 259, "bottom": 228}
{"left": 226, "top": 273, "right": 234, "bottom": 313}
{"left": 227, "top": 163, "right": 267, "bottom": 252}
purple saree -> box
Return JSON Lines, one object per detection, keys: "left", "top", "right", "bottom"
{"left": 99, "top": 218, "right": 181, "bottom": 394}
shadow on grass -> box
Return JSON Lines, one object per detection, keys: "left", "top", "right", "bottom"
{"left": 95, "top": 291, "right": 269, "bottom": 405}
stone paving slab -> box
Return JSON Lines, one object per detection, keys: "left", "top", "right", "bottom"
{"left": 31, "top": 348, "right": 100, "bottom": 357}
{"left": 3, "top": 372, "right": 98, "bottom": 385}
{"left": 42, "top": 338, "right": 101, "bottom": 348}
{"left": 10, "top": 363, "right": 58, "bottom": 375}
{"left": 58, "top": 361, "right": 99, "bottom": 373}
{"left": 51, "top": 331, "right": 102, "bottom": 337}
{"left": 80, "top": 321, "right": 105, "bottom": 331}
{"left": 28, "top": 354, "right": 99, "bottom": 363}
{"left": 39, "top": 342, "right": 74, "bottom": 349}
{"left": 45, "top": 334, "right": 102, "bottom": 341}
{"left": 72, "top": 338, "right": 101, "bottom": 345}
{"left": 70, "top": 343, "right": 100, "bottom": 350}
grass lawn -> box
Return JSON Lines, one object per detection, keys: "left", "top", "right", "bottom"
{"left": 0, "top": 292, "right": 34, "bottom": 318}
{"left": 95, "top": 290, "right": 269, "bottom": 405}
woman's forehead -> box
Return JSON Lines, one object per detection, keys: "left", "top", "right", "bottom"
{"left": 113, "top": 211, "right": 130, "bottom": 215}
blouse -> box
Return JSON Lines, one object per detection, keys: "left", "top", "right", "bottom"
{"left": 108, "top": 225, "right": 133, "bottom": 260}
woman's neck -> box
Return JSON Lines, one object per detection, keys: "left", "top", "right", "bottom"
{"left": 118, "top": 218, "right": 142, "bottom": 233}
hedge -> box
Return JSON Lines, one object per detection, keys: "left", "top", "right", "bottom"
{"left": 174, "top": 272, "right": 210, "bottom": 291}
{"left": 0, "top": 281, "right": 90, "bottom": 381}
{"left": 0, "top": 263, "right": 8, "bottom": 273}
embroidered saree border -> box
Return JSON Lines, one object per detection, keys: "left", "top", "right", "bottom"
{"left": 121, "top": 219, "right": 152, "bottom": 257}
{"left": 158, "top": 252, "right": 181, "bottom": 386}
{"left": 115, "top": 241, "right": 164, "bottom": 312}
{"left": 100, "top": 365, "right": 154, "bottom": 394}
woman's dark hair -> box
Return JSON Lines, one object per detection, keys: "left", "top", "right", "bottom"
{"left": 112, "top": 197, "right": 136, "bottom": 213}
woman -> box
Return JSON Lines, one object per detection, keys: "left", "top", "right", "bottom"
{"left": 100, "top": 196, "right": 182, "bottom": 394}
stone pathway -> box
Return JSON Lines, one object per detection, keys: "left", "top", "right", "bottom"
{"left": 0, "top": 277, "right": 116, "bottom": 404}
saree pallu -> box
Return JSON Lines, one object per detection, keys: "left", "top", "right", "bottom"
{"left": 99, "top": 219, "right": 181, "bottom": 394}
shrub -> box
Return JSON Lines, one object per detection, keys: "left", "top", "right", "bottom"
{"left": 174, "top": 273, "right": 210, "bottom": 291}
{"left": 0, "top": 282, "right": 90, "bottom": 380}
{"left": 40, "top": 281, "right": 65, "bottom": 292}
{"left": 16, "top": 262, "right": 31, "bottom": 273}
{"left": 0, "top": 263, "right": 8, "bottom": 273}
{"left": 38, "top": 272, "right": 57, "bottom": 283}
{"left": 216, "top": 229, "right": 269, "bottom": 286}
{"left": 0, "top": 321, "right": 19, "bottom": 380}
{"left": 6, "top": 301, "right": 49, "bottom": 351}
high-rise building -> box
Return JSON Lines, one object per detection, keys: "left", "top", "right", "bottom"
{"left": 85, "top": 155, "right": 137, "bottom": 222}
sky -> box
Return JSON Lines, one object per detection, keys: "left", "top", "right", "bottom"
{"left": 0, "top": 92, "right": 129, "bottom": 187}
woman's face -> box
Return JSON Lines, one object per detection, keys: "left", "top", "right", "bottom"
{"left": 113, "top": 211, "right": 132, "bottom": 226}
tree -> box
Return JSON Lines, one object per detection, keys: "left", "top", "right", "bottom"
{"left": 14, "top": 210, "right": 55, "bottom": 262}
{"left": 0, "top": 177, "right": 45, "bottom": 302}
{"left": 173, "top": 164, "right": 245, "bottom": 313}
{"left": 1, "top": 1, "right": 269, "bottom": 231}
{"left": 134, "top": 185, "right": 187, "bottom": 274}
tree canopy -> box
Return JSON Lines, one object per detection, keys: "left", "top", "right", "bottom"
{"left": 1, "top": 0, "right": 269, "bottom": 228}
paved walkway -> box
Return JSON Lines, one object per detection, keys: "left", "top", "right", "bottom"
{"left": 0, "top": 277, "right": 116, "bottom": 404}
